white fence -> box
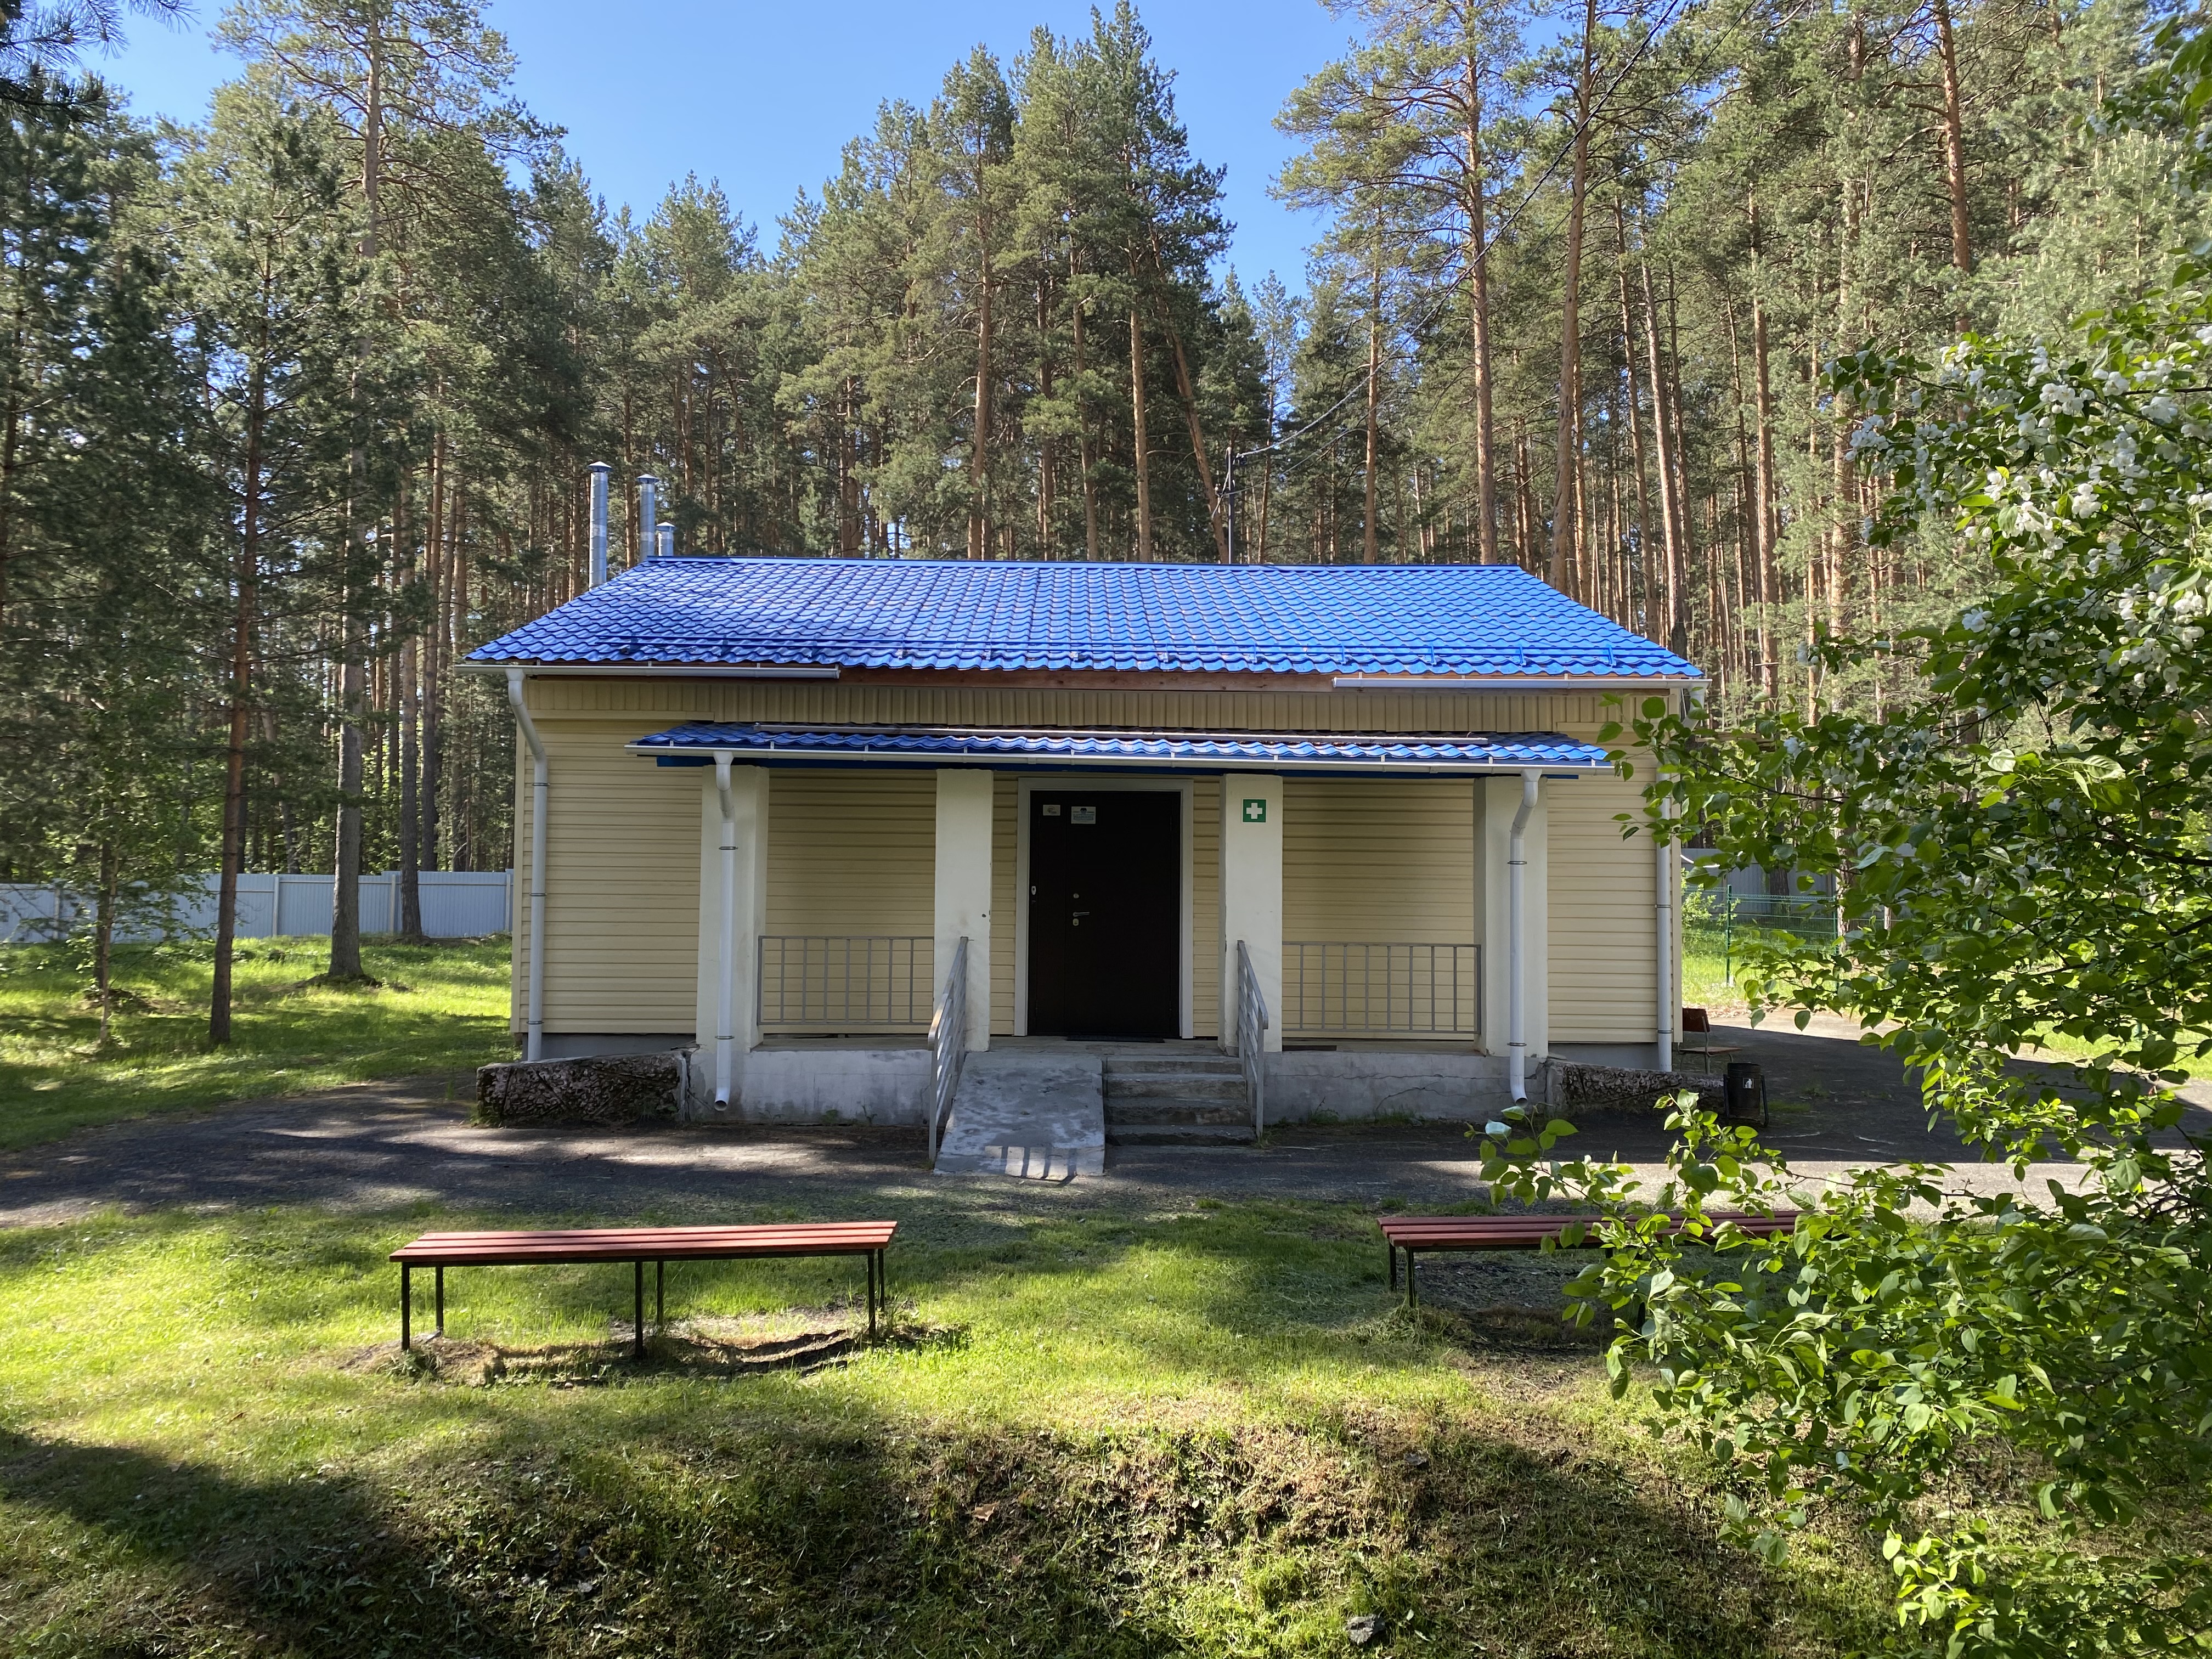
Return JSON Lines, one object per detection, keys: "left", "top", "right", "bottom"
{"left": 0, "top": 871, "right": 511, "bottom": 944}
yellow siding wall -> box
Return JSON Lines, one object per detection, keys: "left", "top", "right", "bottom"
{"left": 514, "top": 678, "right": 1667, "bottom": 1044}
{"left": 1547, "top": 770, "right": 1660, "bottom": 1041}
{"left": 1281, "top": 779, "right": 1479, "bottom": 1037}
{"left": 1282, "top": 779, "right": 1476, "bottom": 941}
{"left": 528, "top": 676, "right": 1632, "bottom": 743}
{"left": 764, "top": 771, "right": 935, "bottom": 936}
{"left": 510, "top": 716, "right": 702, "bottom": 1034}
{"left": 1191, "top": 778, "right": 1221, "bottom": 1039}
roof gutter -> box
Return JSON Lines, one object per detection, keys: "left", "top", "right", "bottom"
{"left": 1331, "top": 675, "right": 1701, "bottom": 690}
{"left": 458, "top": 662, "right": 840, "bottom": 680}
{"left": 623, "top": 740, "right": 1601, "bottom": 777}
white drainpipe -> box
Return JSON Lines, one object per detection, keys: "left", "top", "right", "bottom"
{"left": 1656, "top": 796, "right": 1675, "bottom": 1073}
{"left": 587, "top": 462, "right": 610, "bottom": 586}
{"left": 506, "top": 669, "right": 549, "bottom": 1063}
{"left": 1507, "top": 768, "right": 1539, "bottom": 1102}
{"left": 713, "top": 751, "right": 738, "bottom": 1110}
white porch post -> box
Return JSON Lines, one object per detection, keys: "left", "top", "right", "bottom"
{"left": 695, "top": 763, "right": 767, "bottom": 1111}
{"left": 1218, "top": 774, "right": 1283, "bottom": 1053}
{"left": 934, "top": 768, "right": 994, "bottom": 1051}
{"left": 1478, "top": 775, "right": 1549, "bottom": 1091}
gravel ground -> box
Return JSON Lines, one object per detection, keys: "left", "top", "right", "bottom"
{"left": 4, "top": 1014, "right": 2196, "bottom": 1229}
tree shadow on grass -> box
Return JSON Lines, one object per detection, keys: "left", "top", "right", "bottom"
{"left": 0, "top": 1425, "right": 534, "bottom": 1656}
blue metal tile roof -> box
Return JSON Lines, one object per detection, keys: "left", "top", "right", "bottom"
{"left": 626, "top": 723, "right": 1613, "bottom": 774}
{"left": 470, "top": 557, "right": 1700, "bottom": 679}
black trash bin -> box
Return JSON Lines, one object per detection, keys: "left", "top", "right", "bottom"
{"left": 1722, "top": 1060, "right": 1768, "bottom": 1130}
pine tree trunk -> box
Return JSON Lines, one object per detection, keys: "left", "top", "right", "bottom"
{"left": 1036, "top": 280, "right": 1054, "bottom": 555}
{"left": 1464, "top": 49, "right": 1497, "bottom": 562}
{"left": 1152, "top": 271, "right": 1230, "bottom": 561}
{"left": 1548, "top": 0, "right": 1598, "bottom": 588}
{"left": 971, "top": 230, "right": 993, "bottom": 560}
{"left": 1072, "top": 249, "right": 1099, "bottom": 561}
{"left": 1933, "top": 0, "right": 1973, "bottom": 278}
{"left": 1663, "top": 267, "right": 1697, "bottom": 655}
{"left": 1129, "top": 294, "right": 1153, "bottom": 562}
{"left": 212, "top": 360, "right": 266, "bottom": 1045}
{"left": 94, "top": 844, "right": 116, "bottom": 1047}
{"left": 1615, "top": 215, "right": 1655, "bottom": 635}
{"left": 1363, "top": 239, "right": 1382, "bottom": 565}
{"left": 1638, "top": 259, "right": 1685, "bottom": 652}
{"left": 1748, "top": 197, "right": 1780, "bottom": 696}
{"left": 332, "top": 10, "right": 385, "bottom": 983}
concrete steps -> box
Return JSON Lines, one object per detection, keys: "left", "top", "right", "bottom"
{"left": 1103, "top": 1054, "right": 1255, "bottom": 1146}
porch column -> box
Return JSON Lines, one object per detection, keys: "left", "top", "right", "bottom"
{"left": 1218, "top": 774, "right": 1283, "bottom": 1053}
{"left": 934, "top": 768, "right": 993, "bottom": 1051}
{"left": 695, "top": 764, "right": 768, "bottom": 1111}
{"left": 1476, "top": 775, "right": 1549, "bottom": 1078}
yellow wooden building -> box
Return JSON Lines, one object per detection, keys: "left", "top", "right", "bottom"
{"left": 467, "top": 532, "right": 1699, "bottom": 1152}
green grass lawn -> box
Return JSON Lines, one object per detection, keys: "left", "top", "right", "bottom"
{"left": 0, "top": 1198, "right": 1899, "bottom": 1657}
{"left": 0, "top": 937, "right": 511, "bottom": 1151}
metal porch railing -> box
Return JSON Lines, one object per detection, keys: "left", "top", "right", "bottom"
{"left": 1234, "top": 939, "right": 1269, "bottom": 1137}
{"left": 757, "top": 935, "right": 934, "bottom": 1031}
{"left": 927, "top": 937, "right": 969, "bottom": 1163}
{"left": 1282, "top": 942, "right": 1480, "bottom": 1036}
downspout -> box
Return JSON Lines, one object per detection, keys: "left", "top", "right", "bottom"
{"left": 1656, "top": 792, "right": 1675, "bottom": 1073}
{"left": 1507, "top": 769, "right": 1539, "bottom": 1102}
{"left": 506, "top": 669, "right": 548, "bottom": 1062}
{"left": 713, "top": 751, "right": 737, "bottom": 1111}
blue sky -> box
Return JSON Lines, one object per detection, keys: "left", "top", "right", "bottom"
{"left": 95, "top": 0, "right": 1355, "bottom": 287}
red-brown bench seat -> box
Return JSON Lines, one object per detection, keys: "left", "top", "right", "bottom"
{"left": 390, "top": 1222, "right": 897, "bottom": 1357}
{"left": 1379, "top": 1211, "right": 1797, "bottom": 1306}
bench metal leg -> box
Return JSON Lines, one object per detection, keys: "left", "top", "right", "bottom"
{"left": 656, "top": 1260, "right": 664, "bottom": 1330}
{"left": 435, "top": 1266, "right": 445, "bottom": 1339}
{"left": 1387, "top": 1242, "right": 1397, "bottom": 1290}
{"left": 633, "top": 1261, "right": 645, "bottom": 1362}
{"left": 1406, "top": 1250, "right": 1418, "bottom": 1310}
{"left": 401, "top": 1263, "right": 411, "bottom": 1351}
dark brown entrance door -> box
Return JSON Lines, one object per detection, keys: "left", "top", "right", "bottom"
{"left": 1028, "top": 789, "right": 1180, "bottom": 1037}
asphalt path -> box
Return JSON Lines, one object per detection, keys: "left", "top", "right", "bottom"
{"left": 6, "top": 1015, "right": 2199, "bottom": 1228}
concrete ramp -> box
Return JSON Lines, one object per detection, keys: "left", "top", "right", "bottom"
{"left": 933, "top": 1050, "right": 1105, "bottom": 1180}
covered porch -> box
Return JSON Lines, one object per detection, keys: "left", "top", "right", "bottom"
{"left": 623, "top": 720, "right": 1671, "bottom": 1137}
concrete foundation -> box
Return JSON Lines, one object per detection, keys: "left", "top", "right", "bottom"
{"left": 691, "top": 1042, "right": 931, "bottom": 1125}
{"left": 1263, "top": 1048, "right": 1515, "bottom": 1122}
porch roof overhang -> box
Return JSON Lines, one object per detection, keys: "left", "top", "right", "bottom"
{"left": 624, "top": 721, "right": 1610, "bottom": 777}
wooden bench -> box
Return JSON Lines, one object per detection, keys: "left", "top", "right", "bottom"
{"left": 1679, "top": 1006, "right": 1743, "bottom": 1073}
{"left": 390, "top": 1222, "right": 898, "bottom": 1358}
{"left": 1379, "top": 1211, "right": 1798, "bottom": 1307}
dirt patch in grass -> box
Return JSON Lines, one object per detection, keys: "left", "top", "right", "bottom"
{"left": 346, "top": 1312, "right": 972, "bottom": 1387}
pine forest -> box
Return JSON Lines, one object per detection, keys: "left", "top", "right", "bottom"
{"left": 2, "top": 0, "right": 2203, "bottom": 1017}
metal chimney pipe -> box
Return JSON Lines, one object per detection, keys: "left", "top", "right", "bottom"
{"left": 586, "top": 462, "right": 610, "bottom": 586}
{"left": 637, "top": 474, "right": 659, "bottom": 567}
{"left": 657, "top": 521, "right": 675, "bottom": 559}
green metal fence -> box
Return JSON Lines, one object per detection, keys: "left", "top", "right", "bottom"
{"left": 1683, "top": 890, "right": 1842, "bottom": 985}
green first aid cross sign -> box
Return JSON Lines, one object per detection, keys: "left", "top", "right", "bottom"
{"left": 1241, "top": 798, "right": 1268, "bottom": 824}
